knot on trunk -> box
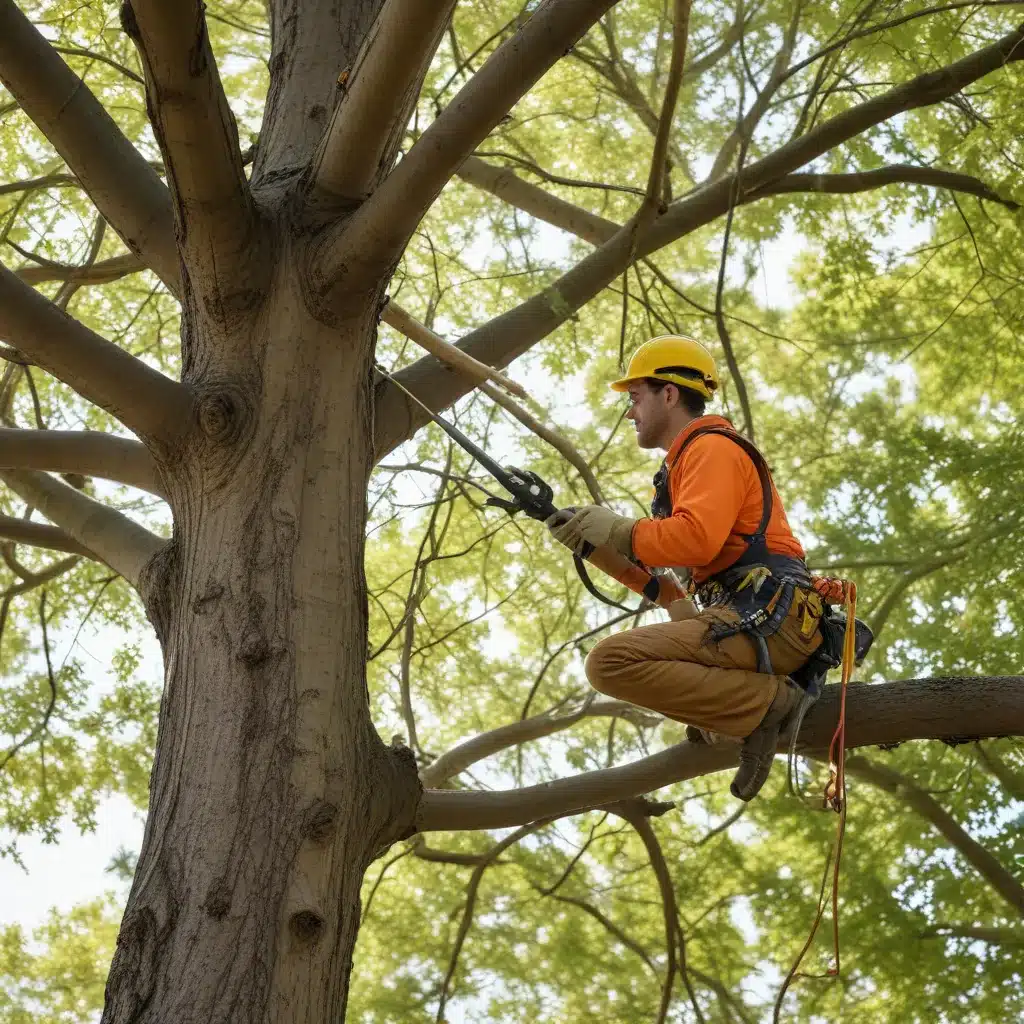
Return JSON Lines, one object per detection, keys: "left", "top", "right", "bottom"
{"left": 196, "top": 383, "right": 250, "bottom": 447}
{"left": 301, "top": 799, "right": 338, "bottom": 843}
{"left": 289, "top": 910, "right": 325, "bottom": 947}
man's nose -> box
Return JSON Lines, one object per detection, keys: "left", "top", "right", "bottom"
{"left": 625, "top": 405, "right": 636, "bottom": 420}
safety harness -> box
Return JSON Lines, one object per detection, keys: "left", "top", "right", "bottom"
{"left": 651, "top": 425, "right": 873, "bottom": 695}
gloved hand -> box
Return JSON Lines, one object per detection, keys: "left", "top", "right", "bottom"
{"left": 545, "top": 505, "right": 636, "bottom": 557}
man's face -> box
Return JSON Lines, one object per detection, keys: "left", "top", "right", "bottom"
{"left": 625, "top": 381, "right": 671, "bottom": 449}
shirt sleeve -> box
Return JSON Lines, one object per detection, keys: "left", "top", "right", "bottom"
{"left": 580, "top": 546, "right": 688, "bottom": 607}
{"left": 631, "top": 434, "right": 749, "bottom": 569}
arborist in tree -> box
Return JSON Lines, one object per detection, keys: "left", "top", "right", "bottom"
{"left": 548, "top": 335, "right": 828, "bottom": 801}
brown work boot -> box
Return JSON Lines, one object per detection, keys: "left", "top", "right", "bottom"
{"left": 730, "top": 679, "right": 803, "bottom": 801}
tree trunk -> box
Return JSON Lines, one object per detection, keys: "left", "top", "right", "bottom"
{"left": 102, "top": 249, "right": 420, "bottom": 1022}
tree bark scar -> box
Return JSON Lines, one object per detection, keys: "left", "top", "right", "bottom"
{"left": 289, "top": 909, "right": 325, "bottom": 947}
{"left": 300, "top": 799, "right": 338, "bottom": 843}
{"left": 203, "top": 878, "right": 232, "bottom": 920}
{"left": 139, "top": 540, "right": 181, "bottom": 647}
{"left": 103, "top": 905, "right": 161, "bottom": 1020}
{"left": 238, "top": 625, "right": 270, "bottom": 666}
{"left": 191, "top": 581, "right": 225, "bottom": 614}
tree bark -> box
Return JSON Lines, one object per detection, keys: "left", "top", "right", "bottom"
{"left": 102, "top": 272, "right": 421, "bottom": 1023}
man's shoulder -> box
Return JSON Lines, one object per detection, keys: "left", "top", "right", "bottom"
{"left": 676, "top": 426, "right": 751, "bottom": 464}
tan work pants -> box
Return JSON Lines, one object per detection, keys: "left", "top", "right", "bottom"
{"left": 585, "top": 592, "right": 822, "bottom": 738}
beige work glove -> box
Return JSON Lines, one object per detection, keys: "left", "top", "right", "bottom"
{"left": 545, "top": 505, "right": 636, "bottom": 558}
{"left": 667, "top": 598, "right": 699, "bottom": 622}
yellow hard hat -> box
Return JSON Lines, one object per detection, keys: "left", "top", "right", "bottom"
{"left": 610, "top": 335, "right": 719, "bottom": 400}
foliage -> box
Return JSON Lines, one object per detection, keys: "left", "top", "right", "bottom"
{"left": 1, "top": 0, "right": 1023, "bottom": 1021}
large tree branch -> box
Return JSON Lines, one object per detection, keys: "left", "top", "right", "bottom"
{"left": 374, "top": 22, "right": 1024, "bottom": 454}
{"left": 0, "top": 1, "right": 179, "bottom": 292}
{"left": 311, "top": 0, "right": 457, "bottom": 202}
{"left": 316, "top": 0, "right": 620, "bottom": 300}
{"left": 0, "top": 513, "right": 94, "bottom": 558}
{"left": 0, "top": 428, "right": 164, "bottom": 496}
{"left": 0, "top": 264, "right": 193, "bottom": 446}
{"left": 122, "top": 0, "right": 259, "bottom": 307}
{"left": 0, "top": 469, "right": 164, "bottom": 585}
{"left": 920, "top": 923, "right": 1024, "bottom": 945}
{"left": 415, "top": 676, "right": 1024, "bottom": 832}
{"left": 845, "top": 755, "right": 1024, "bottom": 917}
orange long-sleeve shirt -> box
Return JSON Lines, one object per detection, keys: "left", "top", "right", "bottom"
{"left": 630, "top": 416, "right": 805, "bottom": 584}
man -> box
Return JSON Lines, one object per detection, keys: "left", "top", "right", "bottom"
{"left": 549, "top": 335, "right": 823, "bottom": 801}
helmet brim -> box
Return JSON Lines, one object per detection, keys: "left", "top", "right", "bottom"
{"left": 608, "top": 373, "right": 715, "bottom": 400}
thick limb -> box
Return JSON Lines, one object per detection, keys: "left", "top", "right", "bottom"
{"left": 416, "top": 676, "right": 1024, "bottom": 832}
{"left": 0, "top": 264, "right": 193, "bottom": 447}
{"left": 374, "top": 22, "right": 1024, "bottom": 455}
{"left": 0, "top": 0, "right": 178, "bottom": 292}
{"left": 311, "top": 0, "right": 457, "bottom": 202}
{"left": 316, "top": 0, "right": 621, "bottom": 299}
{"left": 123, "top": 0, "right": 260, "bottom": 309}
{"left": 0, "top": 513, "right": 94, "bottom": 558}
{"left": 0, "top": 470, "right": 164, "bottom": 586}
{"left": 0, "top": 428, "right": 164, "bottom": 496}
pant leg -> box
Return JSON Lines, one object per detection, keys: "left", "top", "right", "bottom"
{"left": 585, "top": 591, "right": 822, "bottom": 738}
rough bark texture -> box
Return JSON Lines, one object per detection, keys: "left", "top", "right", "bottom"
{"left": 102, "top": 255, "right": 421, "bottom": 1021}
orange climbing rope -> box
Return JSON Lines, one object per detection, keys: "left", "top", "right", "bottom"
{"left": 776, "top": 578, "right": 858, "bottom": 1013}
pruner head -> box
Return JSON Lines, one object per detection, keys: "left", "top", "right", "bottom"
{"left": 484, "top": 496, "right": 525, "bottom": 516}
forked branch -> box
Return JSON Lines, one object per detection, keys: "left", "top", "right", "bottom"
{"left": 374, "top": 22, "right": 1024, "bottom": 454}
{"left": 416, "top": 676, "right": 1024, "bottom": 832}
{"left": 317, "top": 0, "right": 620, "bottom": 300}
{"left": 0, "top": 0, "right": 179, "bottom": 292}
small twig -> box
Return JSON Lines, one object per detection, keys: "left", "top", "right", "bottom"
{"left": 0, "top": 590, "right": 59, "bottom": 774}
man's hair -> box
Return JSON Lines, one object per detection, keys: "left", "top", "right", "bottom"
{"left": 645, "top": 377, "right": 706, "bottom": 418}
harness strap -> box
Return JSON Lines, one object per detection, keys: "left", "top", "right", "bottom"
{"left": 655, "top": 424, "right": 775, "bottom": 552}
